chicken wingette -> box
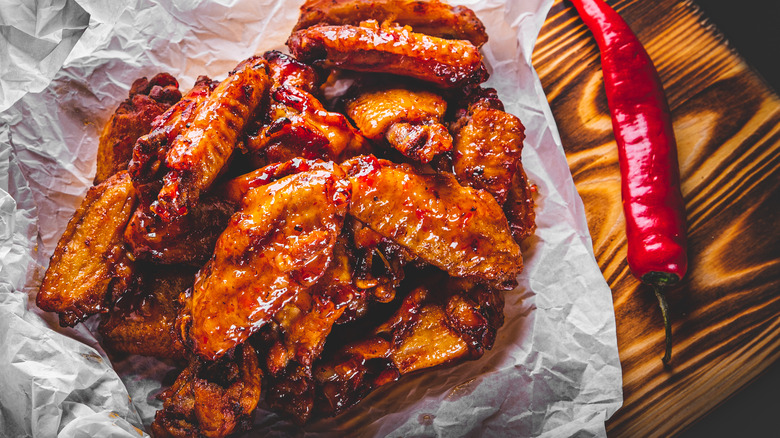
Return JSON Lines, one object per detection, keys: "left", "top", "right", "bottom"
{"left": 179, "top": 163, "right": 351, "bottom": 361}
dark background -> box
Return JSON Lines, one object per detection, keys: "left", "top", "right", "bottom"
{"left": 695, "top": 0, "right": 779, "bottom": 93}
{"left": 669, "top": 1, "right": 779, "bottom": 436}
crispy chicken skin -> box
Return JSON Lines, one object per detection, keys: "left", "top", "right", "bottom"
{"left": 98, "top": 264, "right": 195, "bottom": 360}
{"left": 153, "top": 57, "right": 271, "bottom": 221}
{"left": 344, "top": 83, "right": 452, "bottom": 162}
{"left": 151, "top": 344, "right": 262, "bottom": 438}
{"left": 129, "top": 76, "right": 217, "bottom": 201}
{"left": 287, "top": 21, "right": 488, "bottom": 89}
{"left": 36, "top": 171, "right": 137, "bottom": 326}
{"left": 293, "top": 0, "right": 488, "bottom": 47}
{"left": 123, "top": 193, "right": 237, "bottom": 266}
{"left": 314, "top": 277, "right": 503, "bottom": 416}
{"left": 446, "top": 88, "right": 526, "bottom": 205}
{"left": 180, "top": 164, "right": 351, "bottom": 361}
{"left": 95, "top": 73, "right": 181, "bottom": 184}
{"left": 343, "top": 155, "right": 522, "bottom": 286}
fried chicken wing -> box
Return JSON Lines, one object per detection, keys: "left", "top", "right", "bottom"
{"left": 95, "top": 73, "right": 181, "bottom": 184}
{"left": 180, "top": 164, "right": 351, "bottom": 360}
{"left": 343, "top": 155, "right": 522, "bottom": 286}
{"left": 314, "top": 277, "right": 503, "bottom": 416}
{"left": 129, "top": 76, "right": 217, "bottom": 201}
{"left": 98, "top": 264, "right": 195, "bottom": 360}
{"left": 287, "top": 21, "right": 488, "bottom": 89}
{"left": 503, "top": 166, "right": 537, "bottom": 243}
{"left": 344, "top": 83, "right": 452, "bottom": 162}
{"left": 123, "top": 193, "right": 237, "bottom": 265}
{"left": 294, "top": 0, "right": 488, "bottom": 47}
{"left": 36, "top": 171, "right": 137, "bottom": 326}
{"left": 264, "top": 50, "right": 321, "bottom": 94}
{"left": 245, "top": 55, "right": 370, "bottom": 165}
{"left": 152, "top": 344, "right": 262, "bottom": 438}
{"left": 445, "top": 88, "right": 526, "bottom": 204}
{"left": 218, "top": 158, "right": 339, "bottom": 203}
{"left": 153, "top": 57, "right": 271, "bottom": 221}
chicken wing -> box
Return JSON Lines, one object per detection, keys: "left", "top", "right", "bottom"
{"left": 36, "top": 171, "right": 137, "bottom": 326}
{"left": 153, "top": 57, "right": 271, "bottom": 221}
{"left": 262, "top": 233, "right": 364, "bottom": 423}
{"left": 123, "top": 193, "right": 237, "bottom": 265}
{"left": 344, "top": 82, "right": 452, "bottom": 163}
{"left": 444, "top": 87, "right": 526, "bottom": 204}
{"left": 98, "top": 264, "right": 195, "bottom": 360}
{"left": 293, "top": 0, "right": 488, "bottom": 47}
{"left": 129, "top": 76, "right": 217, "bottom": 201}
{"left": 287, "top": 21, "right": 488, "bottom": 89}
{"left": 245, "top": 53, "right": 370, "bottom": 165}
{"left": 151, "top": 344, "right": 262, "bottom": 438}
{"left": 95, "top": 73, "right": 181, "bottom": 184}
{"left": 342, "top": 155, "right": 522, "bottom": 286}
{"left": 314, "top": 277, "right": 504, "bottom": 416}
{"left": 503, "top": 166, "right": 537, "bottom": 243}
{"left": 180, "top": 164, "right": 351, "bottom": 361}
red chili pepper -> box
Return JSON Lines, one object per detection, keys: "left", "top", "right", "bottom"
{"left": 570, "top": 0, "right": 688, "bottom": 364}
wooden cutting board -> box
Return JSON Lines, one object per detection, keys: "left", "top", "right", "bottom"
{"left": 532, "top": 0, "right": 780, "bottom": 436}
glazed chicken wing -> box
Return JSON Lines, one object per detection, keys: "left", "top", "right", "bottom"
{"left": 503, "top": 167, "right": 537, "bottom": 243}
{"left": 153, "top": 57, "right": 271, "bottom": 221}
{"left": 95, "top": 73, "right": 181, "bottom": 184}
{"left": 262, "top": 234, "right": 364, "bottom": 423}
{"left": 180, "top": 163, "right": 351, "bottom": 361}
{"left": 244, "top": 52, "right": 369, "bottom": 166}
{"left": 294, "top": 0, "right": 488, "bottom": 47}
{"left": 98, "top": 264, "right": 195, "bottom": 360}
{"left": 129, "top": 76, "right": 217, "bottom": 201}
{"left": 247, "top": 85, "right": 370, "bottom": 165}
{"left": 314, "top": 277, "right": 503, "bottom": 416}
{"left": 123, "top": 193, "right": 237, "bottom": 266}
{"left": 445, "top": 88, "right": 526, "bottom": 205}
{"left": 36, "top": 171, "right": 137, "bottom": 326}
{"left": 152, "top": 344, "right": 262, "bottom": 438}
{"left": 342, "top": 155, "right": 522, "bottom": 287}
{"left": 287, "top": 21, "right": 488, "bottom": 89}
{"left": 344, "top": 82, "right": 452, "bottom": 163}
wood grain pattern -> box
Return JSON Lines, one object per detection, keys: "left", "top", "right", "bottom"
{"left": 532, "top": 0, "right": 780, "bottom": 436}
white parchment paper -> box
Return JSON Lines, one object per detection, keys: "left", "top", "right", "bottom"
{"left": 0, "top": 0, "right": 623, "bottom": 436}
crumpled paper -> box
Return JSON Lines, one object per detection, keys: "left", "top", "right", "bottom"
{"left": 0, "top": 0, "right": 623, "bottom": 436}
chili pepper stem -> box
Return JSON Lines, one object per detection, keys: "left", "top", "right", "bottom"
{"left": 653, "top": 286, "right": 672, "bottom": 365}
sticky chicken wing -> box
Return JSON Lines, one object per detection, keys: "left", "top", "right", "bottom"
{"left": 153, "top": 57, "right": 271, "bottom": 221}
{"left": 344, "top": 83, "right": 452, "bottom": 163}
{"left": 343, "top": 155, "right": 522, "bottom": 287}
{"left": 445, "top": 87, "right": 526, "bottom": 204}
{"left": 503, "top": 167, "right": 537, "bottom": 243}
{"left": 287, "top": 21, "right": 488, "bottom": 89}
{"left": 293, "top": 0, "right": 488, "bottom": 47}
{"left": 263, "top": 235, "right": 363, "bottom": 423}
{"left": 98, "top": 264, "right": 195, "bottom": 360}
{"left": 314, "top": 277, "right": 503, "bottom": 416}
{"left": 123, "top": 193, "right": 237, "bottom": 266}
{"left": 95, "top": 73, "right": 181, "bottom": 184}
{"left": 36, "top": 171, "right": 137, "bottom": 326}
{"left": 151, "top": 344, "right": 262, "bottom": 438}
{"left": 245, "top": 52, "right": 370, "bottom": 166}
{"left": 129, "top": 76, "right": 217, "bottom": 201}
{"left": 180, "top": 164, "right": 351, "bottom": 361}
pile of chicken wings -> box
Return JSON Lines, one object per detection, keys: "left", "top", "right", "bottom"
{"left": 36, "top": 1, "right": 536, "bottom": 436}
